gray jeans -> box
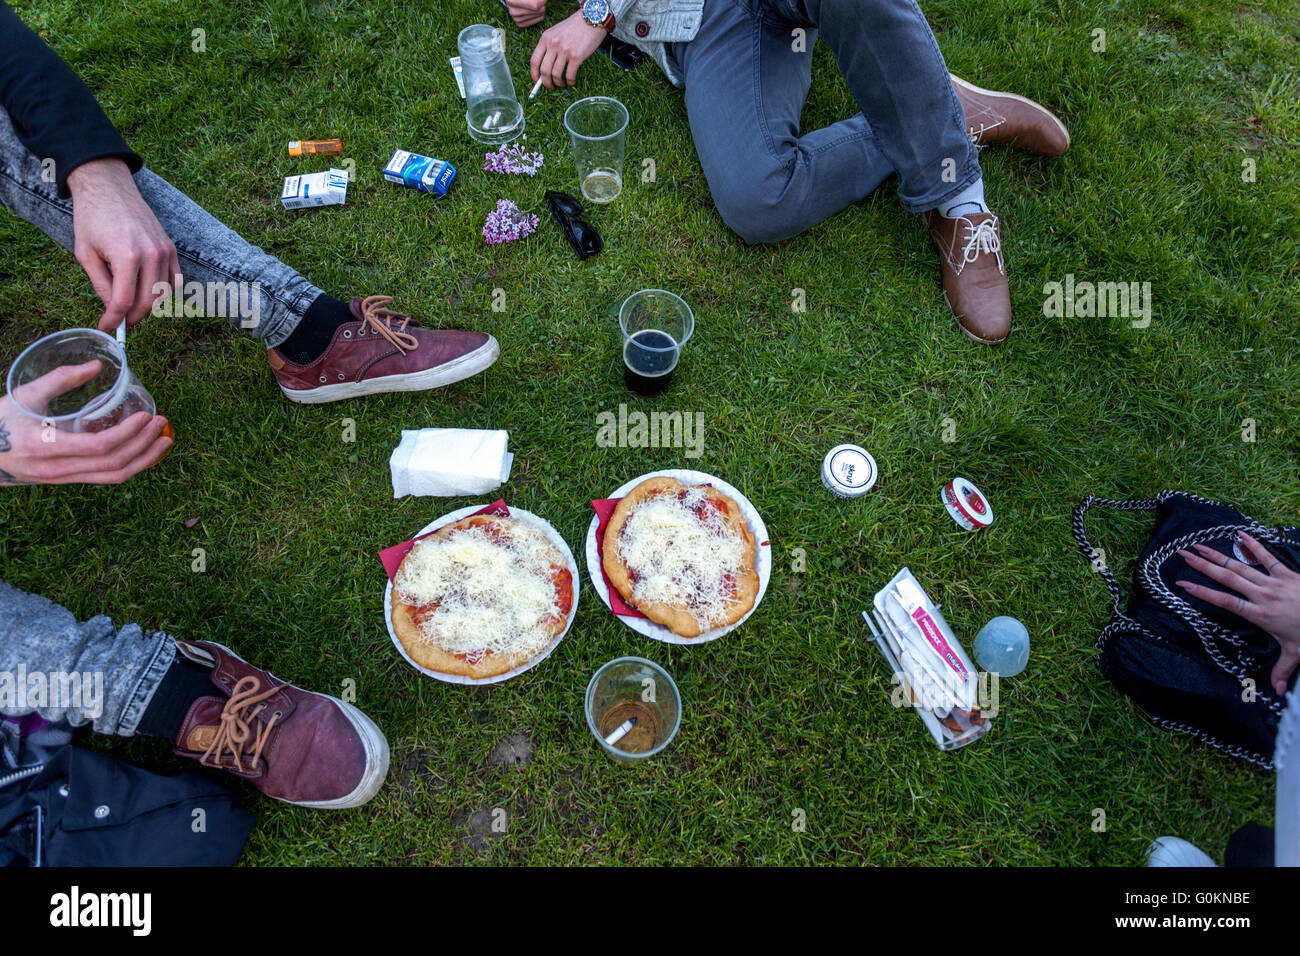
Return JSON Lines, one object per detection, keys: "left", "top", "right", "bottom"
{"left": 0, "top": 579, "right": 173, "bottom": 736}
{"left": 0, "top": 107, "right": 319, "bottom": 348}
{"left": 669, "top": 0, "right": 980, "bottom": 243}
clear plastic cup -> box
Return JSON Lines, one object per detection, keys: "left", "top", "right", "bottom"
{"left": 585, "top": 657, "right": 682, "bottom": 764}
{"left": 563, "top": 96, "right": 628, "bottom": 204}
{"left": 459, "top": 25, "right": 524, "bottom": 145}
{"left": 618, "top": 289, "right": 694, "bottom": 395}
{"left": 6, "top": 328, "right": 155, "bottom": 433}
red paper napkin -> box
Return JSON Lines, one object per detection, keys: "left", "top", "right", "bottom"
{"left": 380, "top": 499, "right": 510, "bottom": 583}
{"left": 590, "top": 498, "right": 645, "bottom": 618}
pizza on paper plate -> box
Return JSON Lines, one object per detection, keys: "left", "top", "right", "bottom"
{"left": 602, "top": 477, "right": 759, "bottom": 638}
{"left": 391, "top": 514, "right": 574, "bottom": 679}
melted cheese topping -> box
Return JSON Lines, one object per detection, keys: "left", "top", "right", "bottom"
{"left": 395, "top": 520, "right": 565, "bottom": 659}
{"left": 616, "top": 486, "right": 746, "bottom": 628}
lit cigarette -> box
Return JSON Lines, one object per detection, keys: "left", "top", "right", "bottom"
{"left": 529, "top": 77, "right": 545, "bottom": 99}
{"left": 603, "top": 716, "right": 637, "bottom": 746}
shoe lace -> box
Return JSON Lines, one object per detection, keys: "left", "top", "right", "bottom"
{"left": 199, "top": 675, "right": 285, "bottom": 773}
{"left": 959, "top": 216, "right": 1004, "bottom": 273}
{"left": 967, "top": 119, "right": 1002, "bottom": 148}
{"left": 360, "top": 294, "right": 420, "bottom": 355}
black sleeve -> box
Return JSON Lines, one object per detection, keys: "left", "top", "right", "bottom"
{"left": 0, "top": 1, "right": 142, "bottom": 198}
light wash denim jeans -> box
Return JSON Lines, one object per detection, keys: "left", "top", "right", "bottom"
{"left": 0, "top": 106, "right": 321, "bottom": 348}
{"left": 668, "top": 0, "right": 981, "bottom": 243}
{"left": 0, "top": 579, "right": 173, "bottom": 736}
{"left": 0, "top": 103, "right": 308, "bottom": 734}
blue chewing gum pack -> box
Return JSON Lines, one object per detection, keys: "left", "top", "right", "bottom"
{"left": 383, "top": 149, "right": 457, "bottom": 196}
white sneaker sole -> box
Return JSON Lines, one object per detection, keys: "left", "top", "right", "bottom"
{"left": 950, "top": 74, "right": 1071, "bottom": 151}
{"left": 280, "top": 336, "right": 500, "bottom": 405}
{"left": 201, "top": 641, "right": 391, "bottom": 810}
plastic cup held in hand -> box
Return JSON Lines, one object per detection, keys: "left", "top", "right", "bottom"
{"left": 6, "top": 328, "right": 155, "bottom": 434}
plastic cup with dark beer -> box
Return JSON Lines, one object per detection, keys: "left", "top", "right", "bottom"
{"left": 618, "top": 289, "right": 694, "bottom": 396}
{"left": 6, "top": 328, "right": 156, "bottom": 433}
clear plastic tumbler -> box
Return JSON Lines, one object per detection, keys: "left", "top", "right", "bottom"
{"left": 585, "top": 657, "right": 682, "bottom": 764}
{"left": 6, "top": 328, "right": 156, "bottom": 433}
{"left": 458, "top": 25, "right": 524, "bottom": 145}
{"left": 618, "top": 289, "right": 694, "bottom": 395}
{"left": 563, "top": 96, "right": 628, "bottom": 204}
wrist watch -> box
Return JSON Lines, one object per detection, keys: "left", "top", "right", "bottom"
{"left": 578, "top": 0, "right": 615, "bottom": 32}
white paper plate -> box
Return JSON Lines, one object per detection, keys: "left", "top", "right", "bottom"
{"left": 584, "top": 469, "right": 772, "bottom": 645}
{"left": 383, "top": 505, "right": 580, "bottom": 685}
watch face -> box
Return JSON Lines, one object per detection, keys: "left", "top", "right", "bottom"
{"left": 584, "top": 0, "right": 610, "bottom": 21}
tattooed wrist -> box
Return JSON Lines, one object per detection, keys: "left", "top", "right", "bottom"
{"left": 0, "top": 417, "right": 11, "bottom": 453}
{"left": 0, "top": 467, "right": 31, "bottom": 486}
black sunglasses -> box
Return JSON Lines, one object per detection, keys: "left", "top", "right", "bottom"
{"left": 545, "top": 190, "right": 603, "bottom": 260}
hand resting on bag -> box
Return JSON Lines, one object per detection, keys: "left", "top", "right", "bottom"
{"left": 1177, "top": 530, "right": 1300, "bottom": 697}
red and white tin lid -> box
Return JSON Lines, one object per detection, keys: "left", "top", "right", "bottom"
{"left": 940, "top": 476, "right": 994, "bottom": 531}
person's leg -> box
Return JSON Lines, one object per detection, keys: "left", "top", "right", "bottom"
{"left": 744, "top": 0, "right": 1022, "bottom": 342}
{"left": 669, "top": 0, "right": 895, "bottom": 245}
{"left": 756, "top": 0, "right": 981, "bottom": 214}
{"left": 0, "top": 578, "right": 389, "bottom": 808}
{"left": 0, "top": 579, "right": 174, "bottom": 735}
{"left": 0, "top": 107, "right": 318, "bottom": 349}
{"left": 0, "top": 105, "right": 500, "bottom": 400}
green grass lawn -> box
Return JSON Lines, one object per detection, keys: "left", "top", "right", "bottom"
{"left": 1, "top": 0, "right": 1297, "bottom": 865}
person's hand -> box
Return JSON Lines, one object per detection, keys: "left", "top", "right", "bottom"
{"left": 0, "top": 361, "right": 172, "bottom": 486}
{"left": 1177, "top": 531, "right": 1300, "bottom": 696}
{"left": 65, "top": 157, "right": 181, "bottom": 334}
{"left": 504, "top": 0, "right": 547, "bottom": 27}
{"left": 530, "top": 11, "right": 607, "bottom": 90}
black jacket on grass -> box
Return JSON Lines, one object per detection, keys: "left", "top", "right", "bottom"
{"left": 0, "top": 1, "right": 142, "bottom": 197}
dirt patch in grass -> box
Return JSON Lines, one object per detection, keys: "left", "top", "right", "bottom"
{"left": 487, "top": 733, "right": 533, "bottom": 769}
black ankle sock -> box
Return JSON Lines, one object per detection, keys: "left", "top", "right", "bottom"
{"left": 278, "top": 293, "right": 354, "bottom": 365}
{"left": 136, "top": 652, "right": 216, "bottom": 741}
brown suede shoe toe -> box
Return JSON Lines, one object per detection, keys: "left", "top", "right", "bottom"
{"left": 924, "top": 209, "right": 1012, "bottom": 344}
{"left": 951, "top": 74, "right": 1070, "bottom": 158}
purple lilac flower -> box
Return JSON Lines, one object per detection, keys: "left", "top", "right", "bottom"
{"left": 483, "top": 199, "right": 539, "bottom": 244}
{"left": 483, "top": 143, "right": 545, "bottom": 176}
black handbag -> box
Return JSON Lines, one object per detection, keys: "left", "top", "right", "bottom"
{"left": 1072, "top": 490, "right": 1300, "bottom": 768}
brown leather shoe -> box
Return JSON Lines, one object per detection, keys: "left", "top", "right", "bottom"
{"left": 924, "top": 209, "right": 1012, "bottom": 344}
{"left": 172, "top": 640, "right": 389, "bottom": 809}
{"left": 951, "top": 74, "right": 1070, "bottom": 158}
{"left": 268, "top": 294, "right": 499, "bottom": 404}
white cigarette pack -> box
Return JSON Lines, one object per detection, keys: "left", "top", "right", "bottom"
{"left": 280, "top": 169, "right": 349, "bottom": 209}
{"left": 863, "top": 567, "right": 991, "bottom": 751}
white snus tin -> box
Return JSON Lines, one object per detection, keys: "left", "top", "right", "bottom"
{"left": 940, "top": 476, "right": 994, "bottom": 531}
{"left": 821, "top": 445, "right": 878, "bottom": 499}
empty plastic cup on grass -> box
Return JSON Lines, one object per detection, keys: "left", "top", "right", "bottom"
{"left": 563, "top": 96, "right": 628, "bottom": 204}
{"left": 459, "top": 25, "right": 524, "bottom": 145}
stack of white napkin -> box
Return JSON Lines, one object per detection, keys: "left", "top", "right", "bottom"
{"left": 390, "top": 429, "right": 513, "bottom": 498}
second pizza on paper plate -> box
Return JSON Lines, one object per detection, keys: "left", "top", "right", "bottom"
{"left": 601, "top": 476, "right": 760, "bottom": 639}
